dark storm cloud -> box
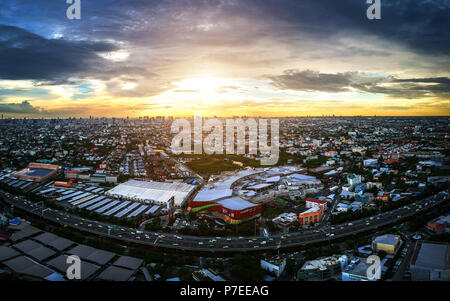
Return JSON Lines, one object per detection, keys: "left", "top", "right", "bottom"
{"left": 269, "top": 70, "right": 354, "bottom": 93}
{"left": 269, "top": 70, "right": 450, "bottom": 99}
{"left": 2, "top": 0, "right": 449, "bottom": 54}
{"left": 0, "top": 25, "right": 117, "bottom": 81}
{"left": 232, "top": 0, "right": 450, "bottom": 55}
{"left": 0, "top": 0, "right": 448, "bottom": 99}
{"left": 0, "top": 100, "right": 47, "bottom": 114}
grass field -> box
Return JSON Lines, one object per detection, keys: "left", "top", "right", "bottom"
{"left": 181, "top": 154, "right": 259, "bottom": 176}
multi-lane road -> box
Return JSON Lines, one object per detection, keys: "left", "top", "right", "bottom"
{"left": 1, "top": 189, "right": 448, "bottom": 253}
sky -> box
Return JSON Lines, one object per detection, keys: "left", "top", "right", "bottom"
{"left": 0, "top": 0, "right": 449, "bottom": 118}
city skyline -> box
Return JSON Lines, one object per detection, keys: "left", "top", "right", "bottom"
{"left": 0, "top": 0, "right": 449, "bottom": 118}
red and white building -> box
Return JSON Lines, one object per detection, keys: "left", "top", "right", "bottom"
{"left": 305, "top": 198, "right": 328, "bottom": 210}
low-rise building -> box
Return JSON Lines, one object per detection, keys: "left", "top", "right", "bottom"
{"left": 342, "top": 257, "right": 377, "bottom": 281}
{"left": 410, "top": 241, "right": 450, "bottom": 281}
{"left": 297, "top": 255, "right": 347, "bottom": 281}
{"left": 261, "top": 256, "right": 287, "bottom": 278}
{"left": 336, "top": 203, "right": 350, "bottom": 212}
{"left": 305, "top": 198, "right": 328, "bottom": 210}
{"left": 347, "top": 174, "right": 362, "bottom": 186}
{"left": 12, "top": 163, "right": 59, "bottom": 182}
{"left": 299, "top": 206, "right": 323, "bottom": 226}
{"left": 272, "top": 213, "right": 298, "bottom": 226}
{"left": 192, "top": 269, "right": 226, "bottom": 281}
{"left": 426, "top": 215, "right": 450, "bottom": 234}
{"left": 372, "top": 234, "right": 401, "bottom": 255}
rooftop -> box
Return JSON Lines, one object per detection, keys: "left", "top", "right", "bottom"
{"left": 301, "top": 255, "right": 346, "bottom": 271}
{"left": 107, "top": 179, "right": 196, "bottom": 206}
{"left": 373, "top": 234, "right": 400, "bottom": 246}
{"left": 343, "top": 258, "right": 370, "bottom": 277}
{"left": 193, "top": 188, "right": 233, "bottom": 202}
{"left": 411, "top": 242, "right": 450, "bottom": 270}
{"left": 217, "top": 196, "right": 259, "bottom": 210}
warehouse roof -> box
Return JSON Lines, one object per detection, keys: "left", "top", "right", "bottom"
{"left": 47, "top": 255, "right": 100, "bottom": 280}
{"left": 9, "top": 225, "right": 42, "bottom": 242}
{"left": 67, "top": 245, "right": 116, "bottom": 265}
{"left": 217, "top": 197, "right": 258, "bottom": 211}
{"left": 113, "top": 256, "right": 144, "bottom": 271}
{"left": 214, "top": 169, "right": 264, "bottom": 190}
{"left": 33, "top": 232, "right": 75, "bottom": 251}
{"left": 12, "top": 240, "right": 56, "bottom": 261}
{"left": 247, "top": 183, "right": 273, "bottom": 190}
{"left": 97, "top": 266, "right": 135, "bottom": 281}
{"left": 193, "top": 188, "right": 232, "bottom": 202}
{"left": 412, "top": 242, "right": 450, "bottom": 270}
{"left": 0, "top": 246, "right": 20, "bottom": 261}
{"left": 289, "top": 173, "right": 321, "bottom": 182}
{"left": 106, "top": 180, "right": 195, "bottom": 206}
{"left": 3, "top": 256, "right": 55, "bottom": 279}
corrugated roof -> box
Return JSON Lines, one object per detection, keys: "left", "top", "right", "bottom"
{"left": 217, "top": 197, "right": 258, "bottom": 210}
{"left": 106, "top": 180, "right": 195, "bottom": 206}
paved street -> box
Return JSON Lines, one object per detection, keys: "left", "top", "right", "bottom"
{"left": 1, "top": 189, "right": 448, "bottom": 253}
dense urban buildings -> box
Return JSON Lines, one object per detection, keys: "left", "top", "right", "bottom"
{"left": 0, "top": 116, "right": 449, "bottom": 283}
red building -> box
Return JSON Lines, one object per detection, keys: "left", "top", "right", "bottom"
{"left": 305, "top": 198, "right": 328, "bottom": 210}
{"left": 188, "top": 196, "right": 262, "bottom": 224}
